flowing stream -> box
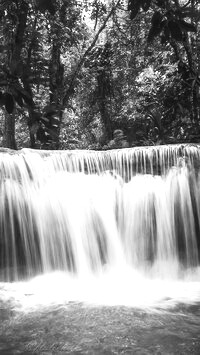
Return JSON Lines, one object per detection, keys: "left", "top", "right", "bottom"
{"left": 0, "top": 144, "right": 200, "bottom": 354}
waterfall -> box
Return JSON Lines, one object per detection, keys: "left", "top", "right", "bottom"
{"left": 0, "top": 144, "right": 200, "bottom": 283}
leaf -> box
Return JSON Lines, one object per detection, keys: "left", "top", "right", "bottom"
{"left": 151, "top": 11, "right": 163, "bottom": 26}
{"left": 14, "top": 94, "right": 24, "bottom": 108}
{"left": 0, "top": 44, "right": 7, "bottom": 52}
{"left": 128, "top": 0, "right": 141, "bottom": 20}
{"left": 36, "top": 126, "right": 49, "bottom": 143}
{"left": 160, "top": 34, "right": 167, "bottom": 45}
{"left": 147, "top": 18, "right": 165, "bottom": 42}
{"left": 179, "top": 8, "right": 200, "bottom": 19}
{"left": 10, "top": 86, "right": 24, "bottom": 107}
{"left": 10, "top": 61, "right": 24, "bottom": 76}
{"left": 4, "top": 93, "right": 15, "bottom": 114}
{"left": 32, "top": 111, "right": 41, "bottom": 123}
{"left": 14, "top": 84, "right": 34, "bottom": 106}
{"left": 36, "top": 0, "right": 56, "bottom": 15}
{"left": 41, "top": 116, "right": 49, "bottom": 123}
{"left": 141, "top": 0, "right": 151, "bottom": 12}
{"left": 163, "top": 25, "right": 170, "bottom": 40}
{"left": 168, "top": 21, "right": 183, "bottom": 41}
{"left": 147, "top": 26, "right": 160, "bottom": 42}
{"left": 177, "top": 103, "right": 184, "bottom": 113}
{"left": 155, "top": 0, "right": 165, "bottom": 8}
{"left": 147, "top": 12, "right": 164, "bottom": 42}
{"left": 43, "top": 104, "right": 57, "bottom": 116}
{"left": 30, "top": 122, "right": 39, "bottom": 135}
{"left": 20, "top": 93, "right": 33, "bottom": 106}
{"left": 179, "top": 20, "right": 196, "bottom": 33}
{"left": 127, "top": 0, "right": 133, "bottom": 11}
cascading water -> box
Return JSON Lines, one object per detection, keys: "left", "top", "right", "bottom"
{"left": 0, "top": 144, "right": 200, "bottom": 308}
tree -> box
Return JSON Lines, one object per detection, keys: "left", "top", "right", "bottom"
{"left": 0, "top": 0, "right": 122, "bottom": 149}
{"left": 128, "top": 0, "right": 200, "bottom": 138}
{"left": 0, "top": 0, "right": 29, "bottom": 149}
{"left": 1, "top": 0, "right": 199, "bottom": 150}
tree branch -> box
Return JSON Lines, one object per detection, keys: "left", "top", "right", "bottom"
{"left": 62, "top": 0, "right": 120, "bottom": 107}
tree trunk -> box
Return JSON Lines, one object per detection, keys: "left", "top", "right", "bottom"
{"left": 49, "top": 42, "right": 64, "bottom": 149}
{"left": 97, "top": 64, "right": 113, "bottom": 142}
{"left": 4, "top": 0, "right": 29, "bottom": 149}
{"left": 3, "top": 111, "right": 17, "bottom": 150}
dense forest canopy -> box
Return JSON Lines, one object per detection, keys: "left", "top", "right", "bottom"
{"left": 0, "top": 0, "right": 199, "bottom": 150}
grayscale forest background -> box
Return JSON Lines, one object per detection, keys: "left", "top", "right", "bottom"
{"left": 0, "top": 0, "right": 199, "bottom": 150}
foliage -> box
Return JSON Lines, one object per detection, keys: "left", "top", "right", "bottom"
{"left": 0, "top": 0, "right": 87, "bottom": 148}
{"left": 126, "top": 0, "right": 200, "bottom": 145}
{"left": 0, "top": 0, "right": 200, "bottom": 149}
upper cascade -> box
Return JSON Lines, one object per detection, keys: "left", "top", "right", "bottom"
{"left": 0, "top": 143, "right": 200, "bottom": 181}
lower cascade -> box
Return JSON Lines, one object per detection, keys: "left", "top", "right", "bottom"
{"left": 0, "top": 144, "right": 200, "bottom": 307}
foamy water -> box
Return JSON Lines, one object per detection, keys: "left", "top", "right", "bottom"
{"left": 1, "top": 266, "right": 200, "bottom": 312}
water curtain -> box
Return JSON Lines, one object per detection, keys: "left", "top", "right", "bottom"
{"left": 0, "top": 144, "right": 200, "bottom": 281}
